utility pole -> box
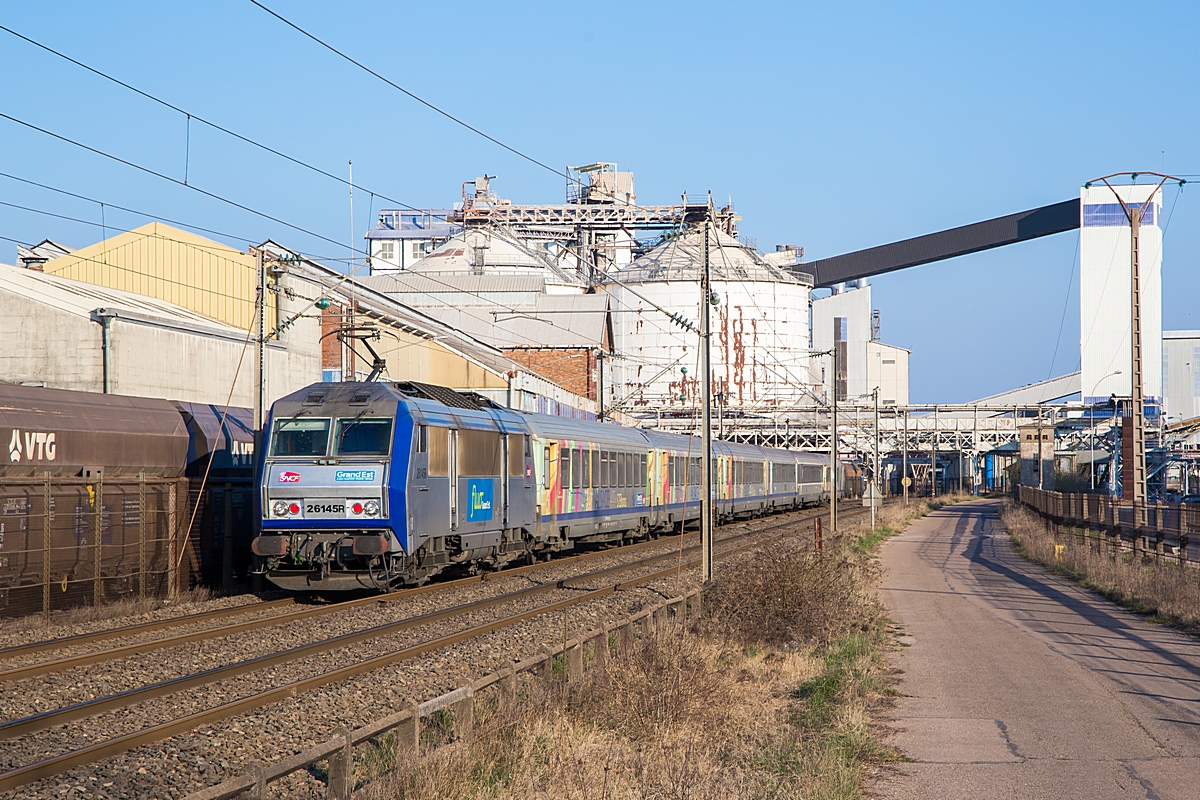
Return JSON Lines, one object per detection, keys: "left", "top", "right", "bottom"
{"left": 872, "top": 388, "right": 879, "bottom": 531}
{"left": 254, "top": 247, "right": 267, "bottom": 454}
{"left": 902, "top": 408, "right": 909, "bottom": 505}
{"left": 931, "top": 405, "right": 938, "bottom": 498}
{"left": 1089, "top": 172, "right": 1185, "bottom": 523}
{"left": 1036, "top": 405, "right": 1044, "bottom": 490}
{"left": 596, "top": 351, "right": 605, "bottom": 421}
{"left": 700, "top": 216, "right": 714, "bottom": 583}
{"left": 830, "top": 344, "right": 838, "bottom": 535}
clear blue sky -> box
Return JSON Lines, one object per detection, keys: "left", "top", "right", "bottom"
{"left": 1, "top": 1, "right": 1197, "bottom": 403}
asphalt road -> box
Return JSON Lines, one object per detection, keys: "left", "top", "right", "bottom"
{"left": 875, "top": 500, "right": 1200, "bottom": 800}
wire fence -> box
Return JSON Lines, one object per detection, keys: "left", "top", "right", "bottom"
{"left": 0, "top": 474, "right": 191, "bottom": 620}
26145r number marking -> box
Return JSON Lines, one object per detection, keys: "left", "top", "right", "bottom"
{"left": 306, "top": 503, "right": 345, "bottom": 514}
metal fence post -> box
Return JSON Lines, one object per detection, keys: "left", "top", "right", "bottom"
{"left": 93, "top": 475, "right": 103, "bottom": 608}
{"left": 43, "top": 472, "right": 51, "bottom": 621}
{"left": 138, "top": 472, "right": 146, "bottom": 601}
{"left": 327, "top": 727, "right": 353, "bottom": 800}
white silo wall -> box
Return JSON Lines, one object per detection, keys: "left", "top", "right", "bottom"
{"left": 1080, "top": 184, "right": 1163, "bottom": 403}
{"left": 605, "top": 278, "right": 815, "bottom": 413}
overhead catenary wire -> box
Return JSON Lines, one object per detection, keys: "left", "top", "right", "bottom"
{"left": 247, "top": 1, "right": 574, "bottom": 186}
{"left": 0, "top": 23, "right": 423, "bottom": 213}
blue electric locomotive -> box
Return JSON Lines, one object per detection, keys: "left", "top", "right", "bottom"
{"left": 252, "top": 381, "right": 832, "bottom": 592}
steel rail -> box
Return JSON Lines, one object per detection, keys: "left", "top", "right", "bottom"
{"left": 0, "top": 508, "right": 858, "bottom": 794}
{"left": 0, "top": 515, "right": 814, "bottom": 740}
{"left": 0, "top": 598, "right": 298, "bottom": 662}
{"left": 0, "top": 510, "right": 854, "bottom": 796}
{"left": 0, "top": 503, "right": 839, "bottom": 681}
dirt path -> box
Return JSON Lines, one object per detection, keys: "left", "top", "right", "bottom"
{"left": 875, "top": 500, "right": 1200, "bottom": 799}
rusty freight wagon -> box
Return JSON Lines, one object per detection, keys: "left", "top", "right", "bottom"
{"left": 0, "top": 383, "right": 193, "bottom": 619}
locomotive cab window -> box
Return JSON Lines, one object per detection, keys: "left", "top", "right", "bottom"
{"left": 334, "top": 417, "right": 393, "bottom": 456}
{"left": 416, "top": 424, "right": 428, "bottom": 453}
{"left": 270, "top": 417, "right": 330, "bottom": 457}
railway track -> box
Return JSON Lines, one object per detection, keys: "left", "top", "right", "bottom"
{"left": 0, "top": 504, "right": 865, "bottom": 796}
{"left": 0, "top": 502, "right": 852, "bottom": 681}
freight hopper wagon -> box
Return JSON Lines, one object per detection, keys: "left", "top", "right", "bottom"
{"left": 253, "top": 381, "right": 833, "bottom": 592}
{"left": 0, "top": 384, "right": 191, "bottom": 619}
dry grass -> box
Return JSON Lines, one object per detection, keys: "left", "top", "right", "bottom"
{"left": 1002, "top": 502, "right": 1200, "bottom": 629}
{"left": 356, "top": 503, "right": 934, "bottom": 800}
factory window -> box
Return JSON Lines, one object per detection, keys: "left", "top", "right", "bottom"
{"left": 429, "top": 428, "right": 449, "bottom": 476}
{"left": 459, "top": 430, "right": 502, "bottom": 476}
{"left": 379, "top": 241, "right": 395, "bottom": 260}
{"left": 581, "top": 447, "right": 591, "bottom": 487}
{"left": 412, "top": 241, "right": 426, "bottom": 259}
{"left": 882, "top": 359, "right": 896, "bottom": 365}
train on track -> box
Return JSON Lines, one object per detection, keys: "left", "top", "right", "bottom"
{"left": 252, "top": 381, "right": 854, "bottom": 592}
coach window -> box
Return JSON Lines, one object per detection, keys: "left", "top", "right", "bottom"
{"left": 639, "top": 454, "right": 647, "bottom": 487}
{"left": 459, "top": 430, "right": 502, "bottom": 476}
{"left": 508, "top": 435, "right": 525, "bottom": 477}
{"left": 561, "top": 445, "right": 571, "bottom": 488}
{"left": 591, "top": 450, "right": 599, "bottom": 487}
{"left": 543, "top": 446, "right": 550, "bottom": 488}
{"left": 581, "top": 447, "right": 591, "bottom": 487}
{"left": 616, "top": 452, "right": 625, "bottom": 488}
{"left": 428, "top": 428, "right": 449, "bottom": 476}
{"left": 572, "top": 448, "right": 582, "bottom": 488}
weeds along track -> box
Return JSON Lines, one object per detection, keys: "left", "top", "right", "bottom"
{"left": 0, "top": 505, "right": 861, "bottom": 797}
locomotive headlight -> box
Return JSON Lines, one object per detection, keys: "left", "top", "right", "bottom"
{"left": 272, "top": 500, "right": 289, "bottom": 517}
{"left": 363, "top": 499, "right": 380, "bottom": 517}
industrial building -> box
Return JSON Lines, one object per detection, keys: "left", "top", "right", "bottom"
{"left": 365, "top": 209, "right": 460, "bottom": 273}
{"left": 811, "top": 281, "right": 910, "bottom": 406}
{"left": 22, "top": 222, "right": 598, "bottom": 419}
{"left": 1080, "top": 183, "right": 1163, "bottom": 404}
{"left": 1163, "top": 330, "right": 1200, "bottom": 428}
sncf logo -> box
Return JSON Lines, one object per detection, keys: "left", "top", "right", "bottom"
{"left": 278, "top": 471, "right": 301, "bottom": 483}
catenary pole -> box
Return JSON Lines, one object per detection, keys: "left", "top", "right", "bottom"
{"left": 700, "top": 216, "right": 714, "bottom": 582}
{"left": 830, "top": 344, "right": 838, "bottom": 534}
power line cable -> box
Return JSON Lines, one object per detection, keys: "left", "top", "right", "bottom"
{"left": 1045, "top": 231, "right": 1080, "bottom": 381}
{"left": 0, "top": 23, "right": 422, "bottom": 213}
{"left": 247, "top": 1, "right": 573, "bottom": 184}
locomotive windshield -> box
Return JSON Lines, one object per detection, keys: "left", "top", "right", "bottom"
{"left": 335, "top": 417, "right": 393, "bottom": 456}
{"left": 270, "top": 417, "right": 330, "bottom": 456}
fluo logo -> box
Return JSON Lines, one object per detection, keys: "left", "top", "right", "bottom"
{"left": 278, "top": 471, "right": 301, "bottom": 483}
{"left": 466, "top": 479, "right": 494, "bottom": 522}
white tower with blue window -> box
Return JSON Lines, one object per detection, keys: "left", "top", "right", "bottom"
{"left": 1079, "top": 184, "right": 1163, "bottom": 405}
